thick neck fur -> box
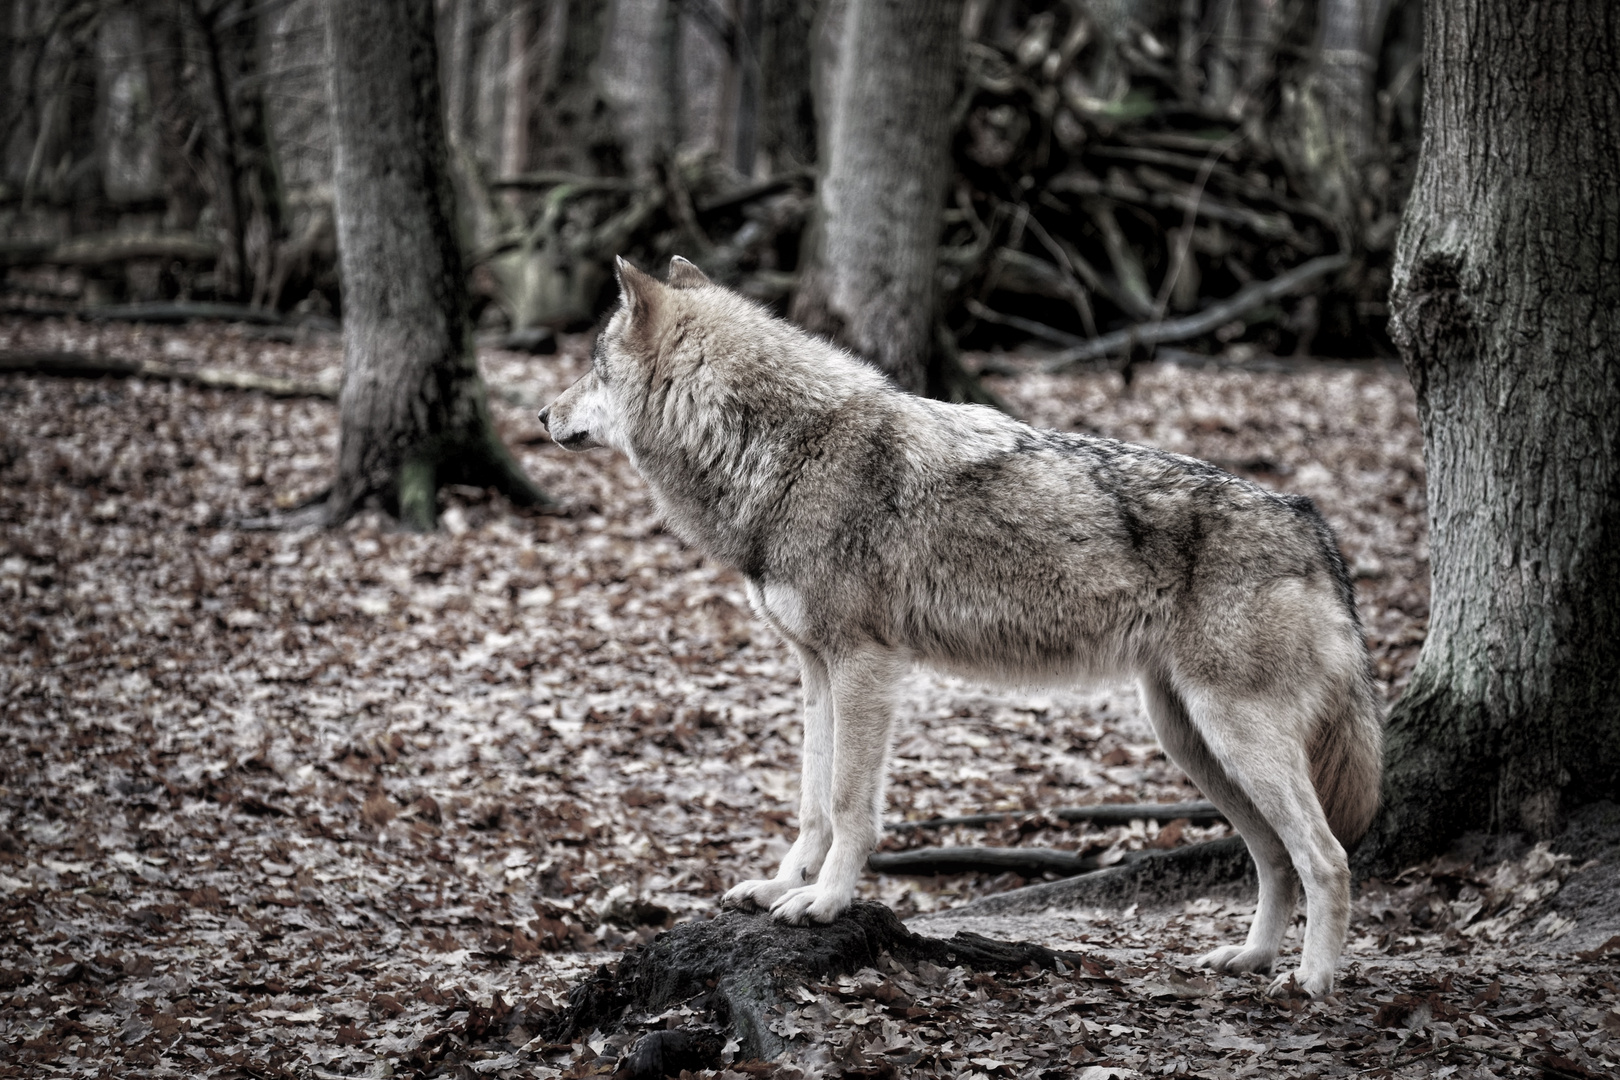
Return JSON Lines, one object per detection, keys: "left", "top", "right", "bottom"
{"left": 609, "top": 286, "right": 894, "bottom": 577}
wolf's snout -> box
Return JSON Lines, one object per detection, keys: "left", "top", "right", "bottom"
{"left": 537, "top": 405, "right": 551, "bottom": 428}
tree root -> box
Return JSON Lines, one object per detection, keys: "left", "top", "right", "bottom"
{"left": 936, "top": 836, "right": 1254, "bottom": 916}
{"left": 539, "top": 900, "right": 1083, "bottom": 1070}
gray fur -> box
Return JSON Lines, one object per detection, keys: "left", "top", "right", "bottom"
{"left": 541, "top": 256, "right": 1385, "bottom": 999}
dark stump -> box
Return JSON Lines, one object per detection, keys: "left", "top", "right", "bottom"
{"left": 541, "top": 899, "right": 1082, "bottom": 1075}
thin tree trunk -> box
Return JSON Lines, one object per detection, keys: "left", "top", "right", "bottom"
{"left": 604, "top": 0, "right": 679, "bottom": 179}
{"left": 534, "top": 0, "right": 613, "bottom": 174}
{"left": 757, "top": 0, "right": 815, "bottom": 172}
{"left": 500, "top": 2, "right": 531, "bottom": 179}
{"left": 323, "top": 0, "right": 546, "bottom": 530}
{"left": 95, "top": 6, "right": 163, "bottom": 206}
{"left": 790, "top": 0, "right": 963, "bottom": 395}
{"left": 189, "top": 0, "right": 251, "bottom": 302}
{"left": 1360, "top": 0, "right": 1620, "bottom": 874}
{"left": 732, "top": 0, "right": 762, "bottom": 175}
{"left": 1299, "top": 0, "right": 1380, "bottom": 222}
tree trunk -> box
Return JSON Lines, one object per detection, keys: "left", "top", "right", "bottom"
{"left": 1294, "top": 0, "right": 1383, "bottom": 223}
{"left": 602, "top": 0, "right": 680, "bottom": 179}
{"left": 95, "top": 6, "right": 163, "bottom": 207}
{"left": 757, "top": 0, "right": 816, "bottom": 172}
{"left": 323, "top": 0, "right": 546, "bottom": 530}
{"left": 1360, "top": 0, "right": 1620, "bottom": 875}
{"left": 533, "top": 0, "right": 613, "bottom": 175}
{"left": 790, "top": 0, "right": 963, "bottom": 395}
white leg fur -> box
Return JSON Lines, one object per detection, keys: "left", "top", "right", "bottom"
{"left": 1181, "top": 686, "right": 1350, "bottom": 998}
{"left": 770, "top": 650, "right": 898, "bottom": 924}
{"left": 1141, "top": 676, "right": 1343, "bottom": 998}
{"left": 723, "top": 645, "right": 835, "bottom": 911}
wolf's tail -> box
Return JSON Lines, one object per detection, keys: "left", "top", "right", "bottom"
{"left": 1284, "top": 493, "right": 1385, "bottom": 847}
{"left": 1310, "top": 676, "right": 1384, "bottom": 847}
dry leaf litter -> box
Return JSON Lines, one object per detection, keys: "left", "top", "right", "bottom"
{"left": 1, "top": 318, "right": 1616, "bottom": 1078}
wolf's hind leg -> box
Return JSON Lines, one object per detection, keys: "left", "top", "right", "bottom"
{"left": 1180, "top": 686, "right": 1350, "bottom": 999}
{"left": 1139, "top": 676, "right": 1300, "bottom": 978}
{"left": 770, "top": 649, "right": 898, "bottom": 925}
{"left": 724, "top": 645, "right": 835, "bottom": 911}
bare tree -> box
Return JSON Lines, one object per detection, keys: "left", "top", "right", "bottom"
{"left": 757, "top": 0, "right": 816, "bottom": 172}
{"left": 602, "top": 0, "right": 679, "bottom": 179}
{"left": 790, "top": 0, "right": 964, "bottom": 395}
{"left": 1361, "top": 0, "right": 1620, "bottom": 871}
{"left": 533, "top": 0, "right": 614, "bottom": 175}
{"left": 321, "top": 0, "right": 546, "bottom": 530}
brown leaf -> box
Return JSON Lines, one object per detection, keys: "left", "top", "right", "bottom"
{"left": 360, "top": 791, "right": 398, "bottom": 828}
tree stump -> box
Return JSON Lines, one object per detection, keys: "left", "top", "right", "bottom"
{"left": 542, "top": 900, "right": 1081, "bottom": 1074}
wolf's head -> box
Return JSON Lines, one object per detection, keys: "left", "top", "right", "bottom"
{"left": 538, "top": 255, "right": 901, "bottom": 562}
{"left": 538, "top": 255, "right": 719, "bottom": 454}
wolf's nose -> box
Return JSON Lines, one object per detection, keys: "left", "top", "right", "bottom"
{"left": 538, "top": 405, "right": 551, "bottom": 428}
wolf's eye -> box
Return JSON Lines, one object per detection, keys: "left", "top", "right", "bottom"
{"left": 589, "top": 335, "right": 610, "bottom": 383}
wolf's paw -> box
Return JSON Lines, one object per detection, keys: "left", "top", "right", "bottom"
{"left": 1266, "top": 966, "right": 1333, "bottom": 1000}
{"left": 768, "top": 884, "right": 850, "bottom": 925}
{"left": 722, "top": 878, "right": 793, "bottom": 911}
{"left": 1196, "top": 944, "right": 1276, "bottom": 975}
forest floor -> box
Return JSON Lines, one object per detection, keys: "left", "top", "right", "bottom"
{"left": 1, "top": 316, "right": 1616, "bottom": 1079}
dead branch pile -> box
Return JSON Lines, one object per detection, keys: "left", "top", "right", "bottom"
{"left": 466, "top": 0, "right": 1416, "bottom": 360}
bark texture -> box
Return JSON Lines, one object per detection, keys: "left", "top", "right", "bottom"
{"left": 324, "top": 0, "right": 545, "bottom": 530}
{"left": 790, "top": 0, "right": 963, "bottom": 395}
{"left": 1361, "top": 0, "right": 1620, "bottom": 874}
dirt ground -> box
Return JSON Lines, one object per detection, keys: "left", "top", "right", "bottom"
{"left": 1, "top": 317, "right": 1616, "bottom": 1079}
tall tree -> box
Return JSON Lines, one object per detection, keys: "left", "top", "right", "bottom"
{"left": 533, "top": 0, "right": 614, "bottom": 175}
{"left": 790, "top": 0, "right": 963, "bottom": 396}
{"left": 322, "top": 0, "right": 546, "bottom": 530}
{"left": 602, "top": 0, "right": 679, "bottom": 179}
{"left": 1360, "top": 0, "right": 1619, "bottom": 872}
{"left": 757, "top": 0, "right": 817, "bottom": 171}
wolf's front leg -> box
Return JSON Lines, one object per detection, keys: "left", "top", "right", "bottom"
{"left": 770, "top": 651, "right": 898, "bottom": 925}
{"left": 723, "top": 646, "right": 834, "bottom": 911}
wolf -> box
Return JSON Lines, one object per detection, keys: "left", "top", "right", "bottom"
{"left": 540, "top": 256, "right": 1383, "bottom": 998}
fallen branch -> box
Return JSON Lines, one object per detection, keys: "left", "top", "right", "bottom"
{"left": 0, "top": 232, "right": 219, "bottom": 268}
{"left": 964, "top": 298, "right": 1085, "bottom": 347}
{"left": 0, "top": 351, "right": 338, "bottom": 399}
{"left": 488, "top": 171, "right": 633, "bottom": 193}
{"left": 84, "top": 302, "right": 337, "bottom": 331}
{"left": 2, "top": 350, "right": 554, "bottom": 414}
{"left": 869, "top": 845, "right": 1109, "bottom": 877}
{"left": 1041, "top": 254, "right": 1351, "bottom": 371}
{"left": 695, "top": 170, "right": 811, "bottom": 216}
{"left": 1, "top": 301, "right": 339, "bottom": 331}
{"left": 886, "top": 799, "right": 1222, "bottom": 832}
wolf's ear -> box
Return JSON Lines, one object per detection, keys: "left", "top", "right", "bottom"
{"left": 615, "top": 256, "right": 661, "bottom": 323}
{"left": 666, "top": 255, "right": 712, "bottom": 289}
